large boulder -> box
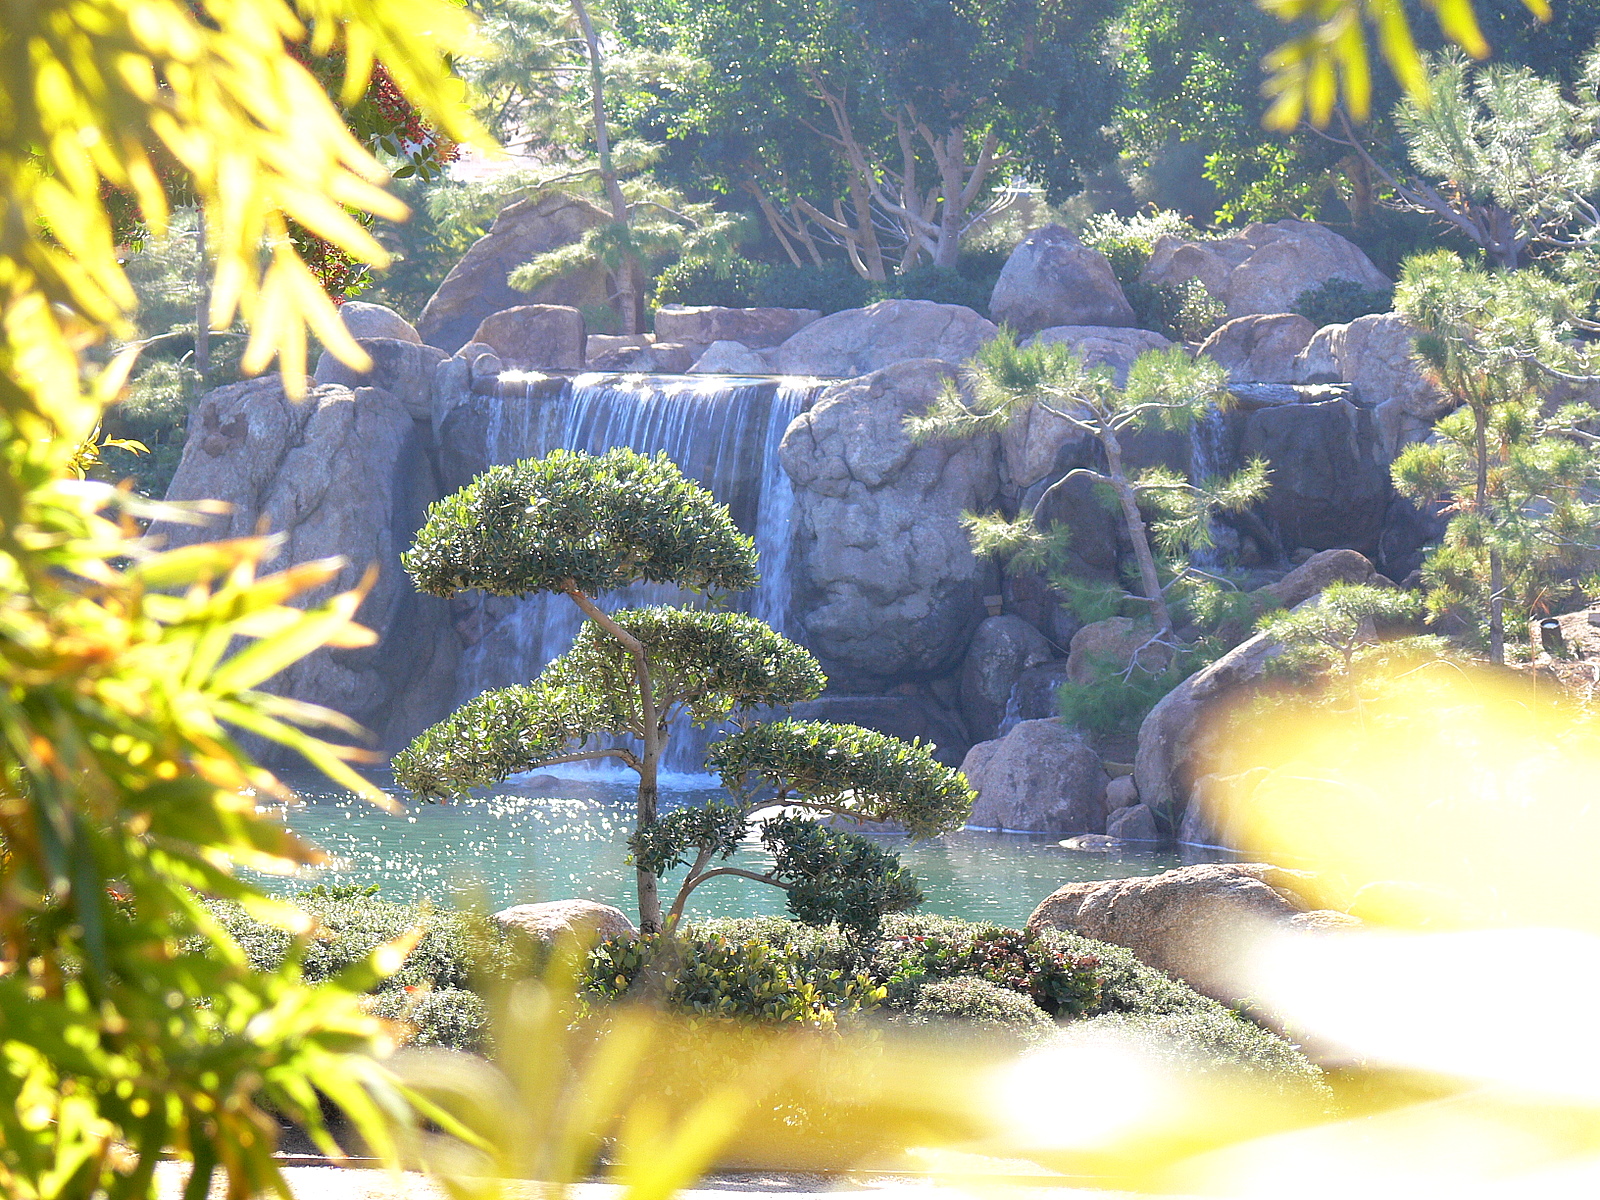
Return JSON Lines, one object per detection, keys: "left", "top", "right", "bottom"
{"left": 1000, "top": 661, "right": 1072, "bottom": 733}
{"left": 961, "top": 719, "right": 1107, "bottom": 835}
{"left": 1239, "top": 391, "right": 1390, "bottom": 554}
{"left": 775, "top": 300, "right": 997, "bottom": 378}
{"left": 471, "top": 305, "right": 586, "bottom": 370}
{"left": 1066, "top": 617, "right": 1168, "bottom": 685}
{"left": 417, "top": 192, "right": 610, "bottom": 353}
{"left": 1253, "top": 548, "right": 1389, "bottom": 609}
{"left": 1002, "top": 326, "right": 1174, "bottom": 489}
{"left": 1133, "top": 627, "right": 1285, "bottom": 826}
{"left": 493, "top": 900, "right": 636, "bottom": 945}
{"left": 1027, "top": 863, "right": 1353, "bottom": 1005}
{"left": 780, "top": 359, "right": 1000, "bottom": 686}
{"left": 338, "top": 301, "right": 422, "bottom": 344}
{"left": 959, "top": 615, "right": 1057, "bottom": 743}
{"left": 159, "top": 377, "right": 459, "bottom": 751}
{"left": 1140, "top": 220, "right": 1391, "bottom": 320}
{"left": 654, "top": 305, "right": 819, "bottom": 348}
{"left": 989, "top": 225, "right": 1135, "bottom": 335}
{"left": 1197, "top": 313, "right": 1316, "bottom": 383}
{"left": 314, "top": 337, "right": 447, "bottom": 419}
{"left": 690, "top": 340, "right": 772, "bottom": 374}
{"left": 1293, "top": 312, "right": 1451, "bottom": 437}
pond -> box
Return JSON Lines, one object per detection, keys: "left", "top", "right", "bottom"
{"left": 256, "top": 769, "right": 1231, "bottom": 929}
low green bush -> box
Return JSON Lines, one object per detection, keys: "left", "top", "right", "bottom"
{"left": 651, "top": 253, "right": 1004, "bottom": 318}
{"left": 653, "top": 256, "right": 777, "bottom": 309}
{"left": 897, "top": 977, "right": 1058, "bottom": 1043}
{"left": 1063, "top": 1010, "right": 1329, "bottom": 1098}
{"left": 1292, "top": 278, "right": 1394, "bottom": 328}
{"left": 365, "top": 985, "right": 489, "bottom": 1050}
{"left": 876, "top": 924, "right": 1100, "bottom": 1016}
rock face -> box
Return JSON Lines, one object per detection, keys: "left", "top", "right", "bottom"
{"left": 1293, "top": 313, "right": 1450, "bottom": 440}
{"left": 959, "top": 615, "right": 1057, "bottom": 743}
{"left": 1001, "top": 661, "right": 1072, "bottom": 732}
{"left": 1066, "top": 617, "right": 1167, "bottom": 685}
{"left": 690, "top": 340, "right": 772, "bottom": 374}
{"left": 471, "top": 305, "right": 586, "bottom": 370}
{"left": 1133, "top": 627, "right": 1284, "bottom": 828}
{"left": 1141, "top": 220, "right": 1391, "bottom": 319}
{"left": 1002, "top": 326, "right": 1174, "bottom": 490}
{"left": 314, "top": 337, "right": 447, "bottom": 419}
{"left": 1106, "top": 802, "right": 1158, "bottom": 842}
{"left": 338, "top": 301, "right": 421, "bottom": 344}
{"left": 161, "top": 377, "right": 460, "bottom": 751}
{"left": 493, "top": 900, "right": 636, "bottom": 945}
{"left": 1240, "top": 391, "right": 1389, "bottom": 553}
{"left": 989, "top": 226, "right": 1135, "bottom": 335}
{"left": 775, "top": 300, "right": 998, "bottom": 377}
{"left": 780, "top": 359, "right": 999, "bottom": 686}
{"left": 961, "top": 719, "right": 1107, "bottom": 835}
{"left": 1198, "top": 313, "right": 1316, "bottom": 383}
{"left": 417, "top": 192, "right": 610, "bottom": 353}
{"left": 655, "top": 305, "right": 819, "bottom": 348}
{"left": 789, "top": 693, "right": 970, "bottom": 767}
{"left": 1027, "top": 863, "right": 1351, "bottom": 1005}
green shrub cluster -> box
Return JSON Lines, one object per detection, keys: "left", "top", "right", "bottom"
{"left": 1292, "top": 277, "right": 1394, "bottom": 328}
{"left": 651, "top": 253, "right": 1006, "bottom": 318}
{"left": 1078, "top": 210, "right": 1226, "bottom": 342}
{"left": 876, "top": 925, "right": 1101, "bottom": 1017}
{"left": 898, "top": 978, "right": 1058, "bottom": 1043}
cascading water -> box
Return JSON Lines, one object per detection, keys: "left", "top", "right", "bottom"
{"left": 452, "top": 371, "right": 822, "bottom": 775}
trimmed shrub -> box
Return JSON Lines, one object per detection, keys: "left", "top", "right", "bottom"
{"left": 898, "top": 977, "right": 1057, "bottom": 1043}
{"left": 753, "top": 262, "right": 872, "bottom": 313}
{"left": 1292, "top": 277, "right": 1394, "bottom": 328}
{"left": 653, "top": 256, "right": 774, "bottom": 309}
{"left": 366, "top": 986, "right": 489, "bottom": 1051}
{"left": 875, "top": 925, "right": 1100, "bottom": 1016}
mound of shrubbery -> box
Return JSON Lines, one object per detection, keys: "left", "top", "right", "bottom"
{"left": 203, "top": 892, "right": 1322, "bottom": 1097}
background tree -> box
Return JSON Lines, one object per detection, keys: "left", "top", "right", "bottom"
{"left": 1255, "top": 582, "right": 1449, "bottom": 703}
{"left": 1392, "top": 251, "right": 1600, "bottom": 662}
{"left": 394, "top": 447, "right": 973, "bottom": 933}
{"left": 907, "top": 334, "right": 1270, "bottom": 645}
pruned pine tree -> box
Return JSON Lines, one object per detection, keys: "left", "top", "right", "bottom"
{"left": 1393, "top": 252, "right": 1600, "bottom": 663}
{"left": 907, "top": 331, "right": 1270, "bottom": 647}
{"left": 395, "top": 447, "right": 974, "bottom": 933}
{"left": 1256, "top": 583, "right": 1450, "bottom": 704}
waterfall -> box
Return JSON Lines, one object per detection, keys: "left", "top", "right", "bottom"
{"left": 452, "top": 371, "right": 822, "bottom": 776}
{"left": 1187, "top": 402, "right": 1231, "bottom": 571}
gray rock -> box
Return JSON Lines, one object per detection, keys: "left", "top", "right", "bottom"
{"left": 1066, "top": 617, "right": 1169, "bottom": 685}
{"left": 1293, "top": 312, "right": 1450, "bottom": 422}
{"left": 788, "top": 693, "right": 970, "bottom": 766}
{"left": 1141, "top": 220, "right": 1391, "bottom": 320}
{"left": 1252, "top": 548, "right": 1389, "bottom": 610}
{"left": 471, "top": 305, "right": 586, "bottom": 370}
{"left": 781, "top": 359, "right": 1000, "bottom": 686}
{"left": 1197, "top": 313, "right": 1316, "bottom": 383}
{"left": 775, "top": 300, "right": 998, "bottom": 377}
{"left": 959, "top": 615, "right": 1056, "bottom": 742}
{"left": 690, "top": 340, "right": 772, "bottom": 374}
{"left": 158, "top": 377, "right": 460, "bottom": 752}
{"left": 1105, "top": 774, "right": 1139, "bottom": 811}
{"left": 1240, "top": 392, "right": 1389, "bottom": 554}
{"left": 338, "top": 301, "right": 421, "bottom": 344}
{"left": 638, "top": 342, "right": 696, "bottom": 373}
{"left": 493, "top": 900, "right": 636, "bottom": 945}
{"left": 989, "top": 225, "right": 1135, "bottom": 335}
{"left": 1000, "top": 661, "right": 1072, "bottom": 733}
{"left": 961, "top": 719, "right": 1107, "bottom": 835}
{"left": 654, "top": 305, "right": 819, "bottom": 348}
{"left": 313, "top": 337, "right": 446, "bottom": 419}
{"left": 1106, "top": 802, "right": 1158, "bottom": 841}
{"left": 417, "top": 191, "right": 610, "bottom": 353}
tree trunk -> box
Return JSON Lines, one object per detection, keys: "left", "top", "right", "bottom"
{"left": 571, "top": 0, "right": 638, "bottom": 334}
{"left": 635, "top": 738, "right": 664, "bottom": 932}
{"left": 1103, "top": 430, "right": 1173, "bottom": 636}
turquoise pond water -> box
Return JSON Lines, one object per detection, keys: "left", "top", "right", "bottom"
{"left": 256, "top": 769, "right": 1229, "bottom": 929}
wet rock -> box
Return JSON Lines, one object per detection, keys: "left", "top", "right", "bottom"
{"left": 788, "top": 693, "right": 970, "bottom": 766}
{"left": 1293, "top": 313, "right": 1450, "bottom": 421}
{"left": 1106, "top": 802, "right": 1158, "bottom": 841}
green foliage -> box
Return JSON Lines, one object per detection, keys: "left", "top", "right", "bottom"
{"left": 754, "top": 263, "right": 874, "bottom": 313}
{"left": 1257, "top": 583, "right": 1446, "bottom": 691}
{"left": 1292, "top": 278, "right": 1395, "bottom": 327}
{"left": 653, "top": 255, "right": 776, "bottom": 308}
{"left": 394, "top": 608, "right": 826, "bottom": 799}
{"left": 1123, "top": 277, "right": 1228, "bottom": 343}
{"left": 404, "top": 447, "right": 759, "bottom": 600}
{"left": 761, "top": 815, "right": 924, "bottom": 940}
{"left": 1066, "top": 1010, "right": 1329, "bottom": 1096}
{"left": 707, "top": 719, "right": 976, "bottom": 838}
{"left": 652, "top": 255, "right": 1003, "bottom": 316}
{"left": 897, "top": 978, "right": 1058, "bottom": 1042}
{"left": 366, "top": 986, "right": 490, "bottom": 1050}
{"left": 878, "top": 926, "right": 1101, "bottom": 1017}
{"left": 583, "top": 931, "right": 885, "bottom": 1026}
{"left": 1080, "top": 209, "right": 1199, "bottom": 286}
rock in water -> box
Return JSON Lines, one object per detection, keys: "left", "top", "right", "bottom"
{"left": 961, "top": 719, "right": 1107, "bottom": 835}
{"left": 493, "top": 900, "right": 636, "bottom": 945}
{"left": 989, "top": 225, "right": 1135, "bottom": 335}
{"left": 775, "top": 300, "right": 997, "bottom": 377}
{"left": 1027, "top": 863, "right": 1355, "bottom": 1005}
{"left": 1140, "top": 220, "right": 1391, "bottom": 319}
{"left": 780, "top": 359, "right": 999, "bottom": 686}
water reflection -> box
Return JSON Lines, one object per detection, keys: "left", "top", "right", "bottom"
{"left": 254, "top": 770, "right": 1231, "bottom": 928}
